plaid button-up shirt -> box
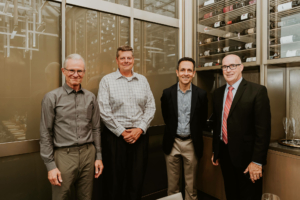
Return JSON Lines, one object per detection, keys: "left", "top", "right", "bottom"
{"left": 97, "top": 69, "right": 156, "bottom": 136}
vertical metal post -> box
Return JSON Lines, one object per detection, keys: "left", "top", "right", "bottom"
{"left": 62, "top": 0, "right": 66, "bottom": 84}
{"left": 14, "top": 0, "right": 18, "bottom": 27}
{"left": 179, "top": 0, "right": 183, "bottom": 58}
{"left": 184, "top": 0, "right": 193, "bottom": 57}
{"left": 6, "top": 23, "right": 10, "bottom": 57}
{"left": 25, "top": 17, "right": 29, "bottom": 51}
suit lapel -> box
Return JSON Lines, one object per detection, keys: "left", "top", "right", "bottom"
{"left": 228, "top": 79, "right": 247, "bottom": 117}
{"left": 217, "top": 85, "right": 226, "bottom": 118}
{"left": 171, "top": 84, "right": 178, "bottom": 118}
{"left": 190, "top": 84, "right": 197, "bottom": 120}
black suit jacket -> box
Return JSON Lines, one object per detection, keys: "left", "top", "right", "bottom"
{"left": 161, "top": 83, "right": 208, "bottom": 160}
{"left": 212, "top": 79, "right": 271, "bottom": 169}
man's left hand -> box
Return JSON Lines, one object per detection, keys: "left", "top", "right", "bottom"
{"left": 244, "top": 162, "right": 262, "bottom": 183}
{"left": 124, "top": 128, "right": 143, "bottom": 144}
{"left": 94, "top": 160, "right": 104, "bottom": 178}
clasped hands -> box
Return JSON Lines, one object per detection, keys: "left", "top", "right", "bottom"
{"left": 122, "top": 128, "right": 143, "bottom": 144}
{"left": 211, "top": 154, "right": 262, "bottom": 183}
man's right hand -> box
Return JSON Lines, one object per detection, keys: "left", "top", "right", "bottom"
{"left": 48, "top": 168, "right": 62, "bottom": 186}
{"left": 211, "top": 154, "right": 219, "bottom": 166}
{"left": 122, "top": 130, "right": 135, "bottom": 144}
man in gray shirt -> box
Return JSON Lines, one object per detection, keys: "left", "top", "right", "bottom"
{"left": 98, "top": 46, "right": 156, "bottom": 200}
{"left": 161, "top": 57, "right": 207, "bottom": 200}
{"left": 40, "top": 54, "right": 103, "bottom": 200}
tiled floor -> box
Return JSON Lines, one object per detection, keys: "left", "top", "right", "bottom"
{"left": 142, "top": 189, "right": 219, "bottom": 200}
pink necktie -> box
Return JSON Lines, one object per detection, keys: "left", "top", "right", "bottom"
{"left": 222, "top": 86, "right": 233, "bottom": 144}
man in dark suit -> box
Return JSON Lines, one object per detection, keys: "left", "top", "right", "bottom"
{"left": 161, "top": 57, "right": 208, "bottom": 200}
{"left": 211, "top": 54, "right": 271, "bottom": 200}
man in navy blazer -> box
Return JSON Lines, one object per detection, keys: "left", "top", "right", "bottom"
{"left": 211, "top": 54, "right": 271, "bottom": 200}
{"left": 161, "top": 57, "right": 208, "bottom": 200}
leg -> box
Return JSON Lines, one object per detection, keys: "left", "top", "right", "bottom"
{"left": 165, "top": 138, "right": 182, "bottom": 196}
{"left": 52, "top": 148, "right": 79, "bottom": 200}
{"left": 126, "top": 133, "right": 149, "bottom": 200}
{"left": 181, "top": 139, "right": 198, "bottom": 200}
{"left": 75, "top": 144, "right": 96, "bottom": 200}
{"left": 102, "top": 127, "right": 127, "bottom": 200}
{"left": 237, "top": 169, "right": 263, "bottom": 200}
{"left": 219, "top": 143, "right": 239, "bottom": 200}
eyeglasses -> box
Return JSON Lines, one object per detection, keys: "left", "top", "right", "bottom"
{"left": 221, "top": 64, "right": 241, "bottom": 70}
{"left": 64, "top": 68, "right": 85, "bottom": 76}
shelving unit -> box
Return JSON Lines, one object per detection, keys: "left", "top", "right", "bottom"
{"left": 197, "top": 0, "right": 258, "bottom": 68}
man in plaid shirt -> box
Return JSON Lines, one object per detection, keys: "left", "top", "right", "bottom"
{"left": 97, "top": 46, "right": 156, "bottom": 200}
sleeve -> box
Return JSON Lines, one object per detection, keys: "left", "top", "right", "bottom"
{"left": 252, "top": 86, "right": 271, "bottom": 165}
{"left": 91, "top": 97, "right": 102, "bottom": 160}
{"left": 137, "top": 79, "right": 156, "bottom": 134}
{"left": 97, "top": 78, "right": 125, "bottom": 137}
{"left": 39, "top": 94, "right": 57, "bottom": 171}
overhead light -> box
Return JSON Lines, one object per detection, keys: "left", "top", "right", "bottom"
{"left": 11, "top": 30, "right": 17, "bottom": 39}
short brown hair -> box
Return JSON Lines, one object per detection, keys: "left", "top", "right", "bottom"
{"left": 116, "top": 46, "right": 134, "bottom": 58}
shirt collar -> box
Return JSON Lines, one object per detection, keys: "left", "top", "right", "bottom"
{"left": 115, "top": 69, "right": 138, "bottom": 80}
{"left": 177, "top": 82, "right": 192, "bottom": 93}
{"left": 226, "top": 77, "right": 243, "bottom": 91}
{"left": 63, "top": 83, "right": 84, "bottom": 94}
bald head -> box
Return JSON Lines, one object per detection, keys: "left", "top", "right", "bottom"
{"left": 222, "top": 54, "right": 242, "bottom": 65}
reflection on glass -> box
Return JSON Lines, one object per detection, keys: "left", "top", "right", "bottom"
{"left": 134, "top": 20, "right": 178, "bottom": 125}
{"left": 103, "top": 0, "right": 130, "bottom": 6}
{"left": 134, "top": 0, "right": 178, "bottom": 18}
{"left": 197, "top": 0, "right": 257, "bottom": 68}
{"left": 269, "top": 1, "right": 300, "bottom": 59}
{"left": 0, "top": 0, "right": 61, "bottom": 143}
{"left": 66, "top": 6, "right": 130, "bottom": 95}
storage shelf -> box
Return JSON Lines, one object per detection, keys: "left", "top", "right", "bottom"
{"left": 198, "top": 33, "right": 256, "bottom": 48}
{"left": 269, "top": 40, "right": 300, "bottom": 48}
{"left": 196, "top": 61, "right": 257, "bottom": 71}
{"left": 199, "top": 0, "right": 257, "bottom": 12}
{"left": 199, "top": 48, "right": 256, "bottom": 58}
{"left": 199, "top": 4, "right": 256, "bottom": 25}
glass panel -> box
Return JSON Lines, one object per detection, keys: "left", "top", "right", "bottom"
{"left": 66, "top": 6, "right": 130, "bottom": 95}
{"left": 197, "top": 0, "right": 257, "bottom": 69}
{"left": 134, "top": 0, "right": 178, "bottom": 18}
{"left": 134, "top": 20, "right": 178, "bottom": 125}
{"left": 268, "top": 0, "right": 300, "bottom": 60}
{"left": 0, "top": 152, "right": 51, "bottom": 199}
{"left": 289, "top": 68, "right": 300, "bottom": 137}
{"left": 0, "top": 0, "right": 61, "bottom": 143}
{"left": 103, "top": 0, "right": 130, "bottom": 6}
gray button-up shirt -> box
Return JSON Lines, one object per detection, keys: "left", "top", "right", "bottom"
{"left": 40, "top": 83, "right": 102, "bottom": 171}
{"left": 177, "top": 83, "right": 192, "bottom": 137}
{"left": 98, "top": 69, "right": 156, "bottom": 137}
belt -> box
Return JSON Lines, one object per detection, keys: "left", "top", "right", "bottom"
{"left": 55, "top": 143, "right": 93, "bottom": 153}
{"left": 175, "top": 134, "right": 191, "bottom": 141}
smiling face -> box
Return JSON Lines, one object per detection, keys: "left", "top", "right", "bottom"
{"left": 116, "top": 51, "right": 134, "bottom": 74}
{"left": 222, "top": 55, "right": 244, "bottom": 85}
{"left": 176, "top": 61, "right": 195, "bottom": 86}
{"left": 62, "top": 59, "right": 85, "bottom": 89}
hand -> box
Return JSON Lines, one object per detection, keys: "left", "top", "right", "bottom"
{"left": 122, "top": 130, "right": 134, "bottom": 143}
{"left": 128, "top": 128, "right": 143, "bottom": 141}
{"left": 211, "top": 154, "right": 219, "bottom": 166}
{"left": 244, "top": 162, "right": 262, "bottom": 183}
{"left": 48, "top": 168, "right": 62, "bottom": 186}
{"left": 94, "top": 160, "right": 104, "bottom": 178}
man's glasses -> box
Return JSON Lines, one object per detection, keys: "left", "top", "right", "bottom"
{"left": 64, "top": 68, "right": 85, "bottom": 76}
{"left": 221, "top": 64, "right": 241, "bottom": 70}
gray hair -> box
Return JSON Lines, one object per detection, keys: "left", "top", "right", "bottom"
{"left": 63, "top": 54, "right": 86, "bottom": 69}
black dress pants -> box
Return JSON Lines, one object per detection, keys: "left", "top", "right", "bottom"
{"left": 219, "top": 142, "right": 262, "bottom": 200}
{"left": 102, "top": 126, "right": 149, "bottom": 200}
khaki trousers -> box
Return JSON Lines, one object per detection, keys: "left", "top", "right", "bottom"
{"left": 52, "top": 143, "right": 96, "bottom": 200}
{"left": 165, "top": 138, "right": 198, "bottom": 200}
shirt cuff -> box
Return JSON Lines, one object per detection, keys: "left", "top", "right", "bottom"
{"left": 96, "top": 152, "right": 102, "bottom": 160}
{"left": 45, "top": 161, "right": 57, "bottom": 172}
{"left": 114, "top": 126, "right": 126, "bottom": 137}
{"left": 138, "top": 121, "right": 148, "bottom": 135}
{"left": 253, "top": 162, "right": 262, "bottom": 166}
